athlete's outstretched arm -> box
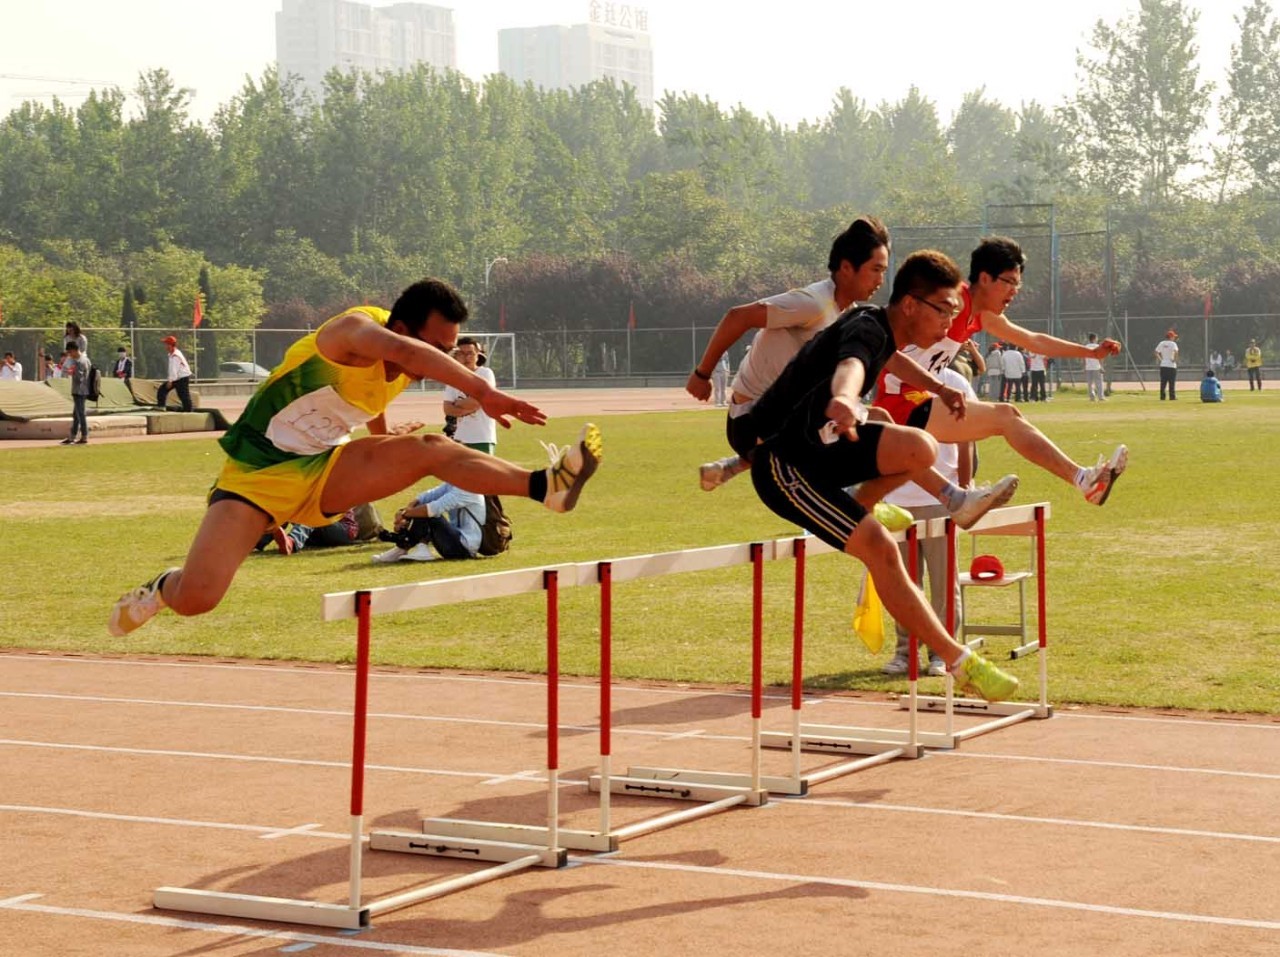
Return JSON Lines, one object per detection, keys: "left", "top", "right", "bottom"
{"left": 984, "top": 312, "right": 1121, "bottom": 360}
{"left": 686, "top": 302, "right": 767, "bottom": 401}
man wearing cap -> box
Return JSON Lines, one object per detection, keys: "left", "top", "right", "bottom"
{"left": 157, "top": 336, "right": 194, "bottom": 412}
{"left": 1154, "top": 330, "right": 1179, "bottom": 400}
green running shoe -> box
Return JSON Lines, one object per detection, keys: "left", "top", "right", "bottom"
{"left": 953, "top": 652, "right": 1019, "bottom": 701}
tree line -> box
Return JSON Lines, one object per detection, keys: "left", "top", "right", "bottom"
{"left": 0, "top": 0, "right": 1277, "bottom": 364}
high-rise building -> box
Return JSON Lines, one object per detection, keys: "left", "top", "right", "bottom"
{"left": 498, "top": 15, "right": 654, "bottom": 111}
{"left": 276, "top": 0, "right": 456, "bottom": 100}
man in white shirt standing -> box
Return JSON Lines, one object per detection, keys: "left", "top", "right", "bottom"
{"left": 983, "top": 342, "right": 1003, "bottom": 399}
{"left": 157, "top": 335, "right": 194, "bottom": 411}
{"left": 1084, "top": 333, "right": 1106, "bottom": 401}
{"left": 1154, "top": 330, "right": 1180, "bottom": 400}
{"left": 442, "top": 337, "right": 498, "bottom": 454}
{"left": 1027, "top": 351, "right": 1047, "bottom": 401}
{"left": 1001, "top": 345, "right": 1026, "bottom": 402}
{"left": 0, "top": 352, "right": 22, "bottom": 380}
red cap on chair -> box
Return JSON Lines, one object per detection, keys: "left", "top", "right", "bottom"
{"left": 969, "top": 554, "right": 1005, "bottom": 581}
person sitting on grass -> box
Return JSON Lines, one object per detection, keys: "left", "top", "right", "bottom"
{"left": 372, "top": 481, "right": 485, "bottom": 563}
{"left": 1200, "top": 368, "right": 1223, "bottom": 403}
{"left": 257, "top": 507, "right": 365, "bottom": 555}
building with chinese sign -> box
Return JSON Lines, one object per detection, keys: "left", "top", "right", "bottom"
{"left": 276, "top": 0, "right": 457, "bottom": 100}
{"left": 498, "top": 4, "right": 653, "bottom": 111}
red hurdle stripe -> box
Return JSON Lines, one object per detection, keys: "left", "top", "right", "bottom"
{"left": 792, "top": 538, "right": 806, "bottom": 712}
{"left": 544, "top": 570, "right": 559, "bottom": 772}
{"left": 1035, "top": 506, "right": 1047, "bottom": 648}
{"left": 751, "top": 543, "right": 763, "bottom": 720}
{"left": 945, "top": 519, "right": 957, "bottom": 635}
{"left": 906, "top": 525, "right": 919, "bottom": 682}
{"left": 599, "top": 561, "right": 612, "bottom": 757}
{"left": 350, "top": 590, "right": 372, "bottom": 818}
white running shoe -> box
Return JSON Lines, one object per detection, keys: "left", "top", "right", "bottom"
{"left": 372, "top": 546, "right": 408, "bottom": 564}
{"left": 881, "top": 654, "right": 912, "bottom": 675}
{"left": 1080, "top": 444, "right": 1129, "bottom": 505}
{"left": 950, "top": 474, "right": 1019, "bottom": 529}
{"left": 401, "top": 543, "right": 437, "bottom": 562}
{"left": 107, "top": 568, "right": 177, "bottom": 637}
{"left": 542, "top": 423, "right": 602, "bottom": 513}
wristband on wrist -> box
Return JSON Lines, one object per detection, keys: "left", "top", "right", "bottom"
{"left": 693, "top": 368, "right": 711, "bottom": 381}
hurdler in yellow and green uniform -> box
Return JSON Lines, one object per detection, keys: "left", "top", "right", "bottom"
{"left": 214, "top": 307, "right": 409, "bottom": 527}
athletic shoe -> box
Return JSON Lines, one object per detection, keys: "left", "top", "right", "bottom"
{"left": 949, "top": 474, "right": 1019, "bottom": 529}
{"left": 872, "top": 502, "right": 914, "bottom": 532}
{"left": 542, "top": 423, "right": 602, "bottom": 513}
{"left": 74, "top": 437, "right": 88, "bottom": 444}
{"left": 401, "top": 543, "right": 437, "bottom": 562}
{"left": 59, "top": 437, "right": 74, "bottom": 445}
{"left": 951, "top": 652, "right": 1019, "bottom": 701}
{"left": 927, "top": 658, "right": 948, "bottom": 677}
{"left": 372, "top": 546, "right": 408, "bottom": 564}
{"left": 1080, "top": 444, "right": 1129, "bottom": 506}
{"left": 271, "top": 526, "right": 295, "bottom": 556}
{"left": 107, "top": 568, "right": 177, "bottom": 637}
{"left": 881, "top": 654, "right": 912, "bottom": 676}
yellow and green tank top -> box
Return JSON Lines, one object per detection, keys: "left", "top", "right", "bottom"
{"left": 219, "top": 307, "right": 412, "bottom": 468}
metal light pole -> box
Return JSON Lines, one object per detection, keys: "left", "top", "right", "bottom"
{"left": 484, "top": 256, "right": 508, "bottom": 293}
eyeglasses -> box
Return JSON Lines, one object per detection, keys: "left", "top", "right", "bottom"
{"left": 910, "top": 294, "right": 961, "bottom": 319}
{"left": 995, "top": 275, "right": 1022, "bottom": 292}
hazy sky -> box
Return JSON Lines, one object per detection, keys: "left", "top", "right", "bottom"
{"left": 0, "top": 0, "right": 1246, "bottom": 128}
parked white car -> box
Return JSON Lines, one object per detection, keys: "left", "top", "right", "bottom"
{"left": 217, "top": 361, "right": 272, "bottom": 380}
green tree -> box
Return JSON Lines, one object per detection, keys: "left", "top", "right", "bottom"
{"left": 1068, "top": 0, "right": 1213, "bottom": 202}
{"left": 1215, "top": 0, "right": 1280, "bottom": 197}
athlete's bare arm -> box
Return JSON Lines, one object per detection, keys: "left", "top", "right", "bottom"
{"left": 319, "top": 311, "right": 546, "bottom": 428}
{"left": 983, "top": 312, "right": 1121, "bottom": 360}
{"left": 686, "top": 302, "right": 767, "bottom": 401}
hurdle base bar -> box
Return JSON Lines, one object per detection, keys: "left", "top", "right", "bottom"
{"left": 763, "top": 726, "right": 940, "bottom": 754}
{"left": 590, "top": 775, "right": 768, "bottom": 807}
{"left": 370, "top": 831, "right": 566, "bottom": 868}
{"left": 418, "top": 817, "right": 618, "bottom": 853}
{"left": 623, "top": 766, "right": 808, "bottom": 797}
{"left": 1009, "top": 641, "right": 1041, "bottom": 660}
{"left": 899, "top": 695, "right": 1052, "bottom": 720}
{"left": 154, "top": 887, "right": 369, "bottom": 930}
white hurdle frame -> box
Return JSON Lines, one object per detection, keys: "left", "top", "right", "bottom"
{"left": 896, "top": 503, "right": 1054, "bottom": 740}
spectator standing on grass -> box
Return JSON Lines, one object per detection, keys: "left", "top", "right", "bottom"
{"left": 1245, "top": 339, "right": 1263, "bottom": 390}
{"left": 1028, "top": 351, "right": 1047, "bottom": 402}
{"left": 156, "top": 336, "right": 194, "bottom": 412}
{"left": 712, "top": 351, "right": 731, "bottom": 406}
{"left": 1001, "top": 344, "right": 1026, "bottom": 401}
{"left": 42, "top": 353, "right": 58, "bottom": 381}
{"left": 59, "top": 342, "right": 91, "bottom": 445}
{"left": 1084, "top": 333, "right": 1107, "bottom": 402}
{"left": 442, "top": 337, "right": 497, "bottom": 454}
{"left": 1225, "top": 350, "right": 1237, "bottom": 378}
{"left": 984, "top": 341, "right": 1003, "bottom": 400}
{"left": 0, "top": 352, "right": 21, "bottom": 380}
{"left": 1155, "top": 330, "right": 1179, "bottom": 400}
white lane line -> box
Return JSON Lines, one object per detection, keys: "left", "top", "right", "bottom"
{"left": 937, "top": 750, "right": 1280, "bottom": 780}
{"left": 579, "top": 857, "right": 1280, "bottom": 931}
{"left": 795, "top": 798, "right": 1280, "bottom": 844}
{"left": 0, "top": 739, "right": 584, "bottom": 786}
{"left": 1, "top": 804, "right": 352, "bottom": 840}
{"left": 0, "top": 895, "right": 501, "bottom": 955}
{"left": 0, "top": 691, "right": 745, "bottom": 742}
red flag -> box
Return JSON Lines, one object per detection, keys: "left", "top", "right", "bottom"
{"left": 1203, "top": 292, "right": 1212, "bottom": 319}
{"left": 627, "top": 301, "right": 636, "bottom": 330}
{"left": 193, "top": 293, "right": 204, "bottom": 328}
{"left": 498, "top": 301, "right": 506, "bottom": 332}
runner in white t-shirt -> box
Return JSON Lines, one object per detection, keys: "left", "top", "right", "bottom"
{"left": 1154, "top": 330, "right": 1180, "bottom": 401}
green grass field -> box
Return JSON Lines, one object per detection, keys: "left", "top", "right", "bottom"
{"left": 3, "top": 387, "right": 1278, "bottom": 713}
